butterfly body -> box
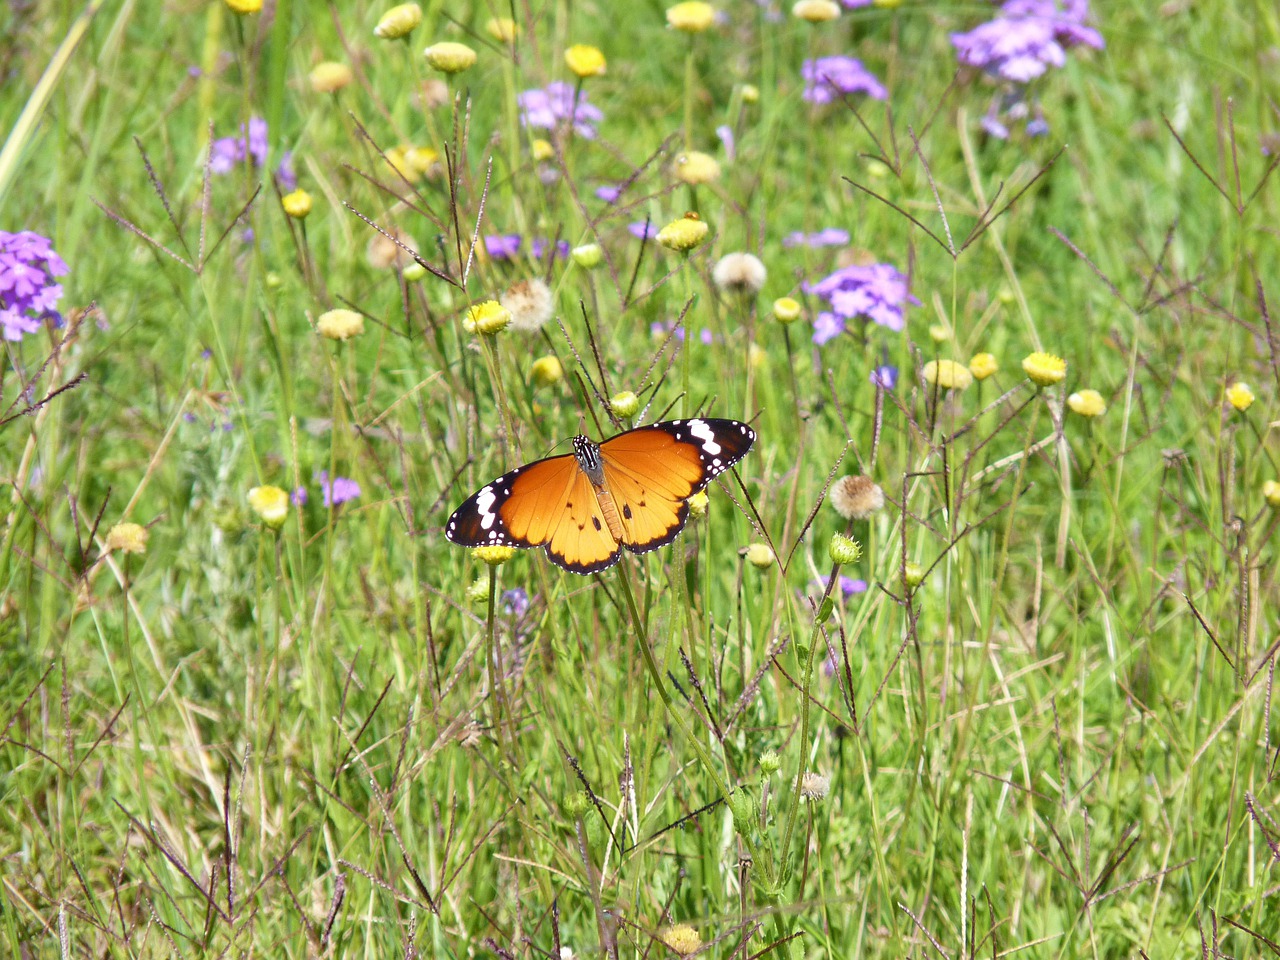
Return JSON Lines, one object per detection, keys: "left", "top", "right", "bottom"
{"left": 446, "top": 418, "right": 756, "bottom": 574}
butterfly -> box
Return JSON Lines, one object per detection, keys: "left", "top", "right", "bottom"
{"left": 446, "top": 418, "right": 756, "bottom": 574}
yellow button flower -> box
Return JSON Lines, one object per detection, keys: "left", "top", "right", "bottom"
{"left": 1226, "top": 381, "right": 1255, "bottom": 411}
{"left": 744, "top": 542, "right": 773, "bottom": 569}
{"left": 309, "top": 61, "right": 353, "bottom": 93}
{"left": 792, "top": 0, "right": 840, "bottom": 21}
{"left": 424, "top": 41, "right": 477, "bottom": 73}
{"left": 225, "top": 0, "right": 262, "bottom": 13}
{"left": 248, "top": 486, "right": 290, "bottom": 528}
{"left": 571, "top": 243, "right": 603, "bottom": 268}
{"left": 666, "top": 2, "right": 716, "bottom": 32}
{"left": 1022, "top": 351, "right": 1067, "bottom": 387}
{"left": 565, "top": 44, "right": 606, "bottom": 77}
{"left": 928, "top": 323, "right": 950, "bottom": 343}
{"left": 317, "top": 309, "right": 365, "bottom": 341}
{"left": 106, "top": 522, "right": 148, "bottom": 554}
{"left": 464, "top": 300, "right": 512, "bottom": 335}
{"left": 741, "top": 83, "right": 760, "bottom": 103}
{"left": 1264, "top": 480, "right": 1280, "bottom": 508}
{"left": 472, "top": 545, "right": 516, "bottom": 565}
{"left": 609, "top": 391, "right": 640, "bottom": 418}
{"left": 531, "top": 138, "right": 554, "bottom": 161}
{"left": 968, "top": 352, "right": 998, "bottom": 381}
{"left": 773, "top": 296, "right": 802, "bottom": 324}
{"left": 485, "top": 17, "right": 517, "bottom": 43}
{"left": 686, "top": 490, "right": 709, "bottom": 518}
{"left": 674, "top": 151, "right": 720, "bottom": 185}
{"left": 531, "top": 355, "right": 564, "bottom": 386}
{"left": 1067, "top": 388, "right": 1106, "bottom": 418}
{"left": 657, "top": 213, "right": 709, "bottom": 251}
{"left": 923, "top": 359, "right": 974, "bottom": 391}
{"left": 374, "top": 3, "right": 422, "bottom": 38}
{"left": 281, "top": 189, "right": 313, "bottom": 219}
{"left": 661, "top": 925, "right": 703, "bottom": 956}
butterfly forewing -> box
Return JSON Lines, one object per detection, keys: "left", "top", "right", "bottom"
{"left": 540, "top": 469, "right": 623, "bottom": 573}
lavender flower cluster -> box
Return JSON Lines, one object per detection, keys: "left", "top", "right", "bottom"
{"left": 806, "top": 262, "right": 918, "bottom": 345}
{"left": 801, "top": 56, "right": 887, "bottom": 105}
{"left": 210, "top": 117, "right": 269, "bottom": 174}
{"left": 951, "top": 0, "right": 1103, "bottom": 84}
{"left": 483, "top": 235, "right": 571, "bottom": 261}
{"left": 517, "top": 83, "right": 604, "bottom": 139}
{"left": 0, "top": 231, "right": 68, "bottom": 341}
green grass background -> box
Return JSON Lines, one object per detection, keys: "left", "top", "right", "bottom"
{"left": 2, "top": 0, "right": 1279, "bottom": 957}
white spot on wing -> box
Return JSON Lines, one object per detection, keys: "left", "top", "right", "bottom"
{"left": 688, "top": 418, "right": 722, "bottom": 456}
{"left": 476, "top": 485, "right": 498, "bottom": 530}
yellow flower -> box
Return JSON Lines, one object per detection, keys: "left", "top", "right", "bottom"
{"left": 405, "top": 146, "right": 440, "bottom": 176}
{"left": 686, "top": 490, "right": 709, "bottom": 518}
{"left": 309, "top": 61, "right": 353, "bottom": 93}
{"left": 248, "top": 486, "right": 290, "bottom": 528}
{"left": 748, "top": 342, "right": 767, "bottom": 370}
{"left": 923, "top": 359, "right": 974, "bottom": 391}
{"left": 661, "top": 925, "right": 703, "bottom": 956}
{"left": 741, "top": 83, "right": 760, "bottom": 103}
{"left": 486, "top": 17, "right": 518, "bottom": 42}
{"left": 531, "top": 138, "right": 554, "bottom": 161}
{"left": 829, "top": 533, "right": 861, "bottom": 565}
{"left": 744, "top": 542, "right": 773, "bottom": 569}
{"left": 657, "top": 213, "right": 709, "bottom": 251}
{"left": 472, "top": 545, "right": 516, "bottom": 565}
{"left": 792, "top": 0, "right": 840, "bottom": 21}
{"left": 928, "top": 323, "right": 950, "bottom": 343}
{"left": 666, "top": 1, "right": 716, "bottom": 32}
{"left": 1022, "top": 351, "right": 1067, "bottom": 387}
{"left": 571, "top": 243, "right": 603, "bottom": 268}
{"left": 531, "top": 356, "right": 563, "bottom": 386}
{"left": 374, "top": 3, "right": 422, "bottom": 39}
{"left": 968, "top": 352, "right": 998, "bottom": 381}
{"left": 773, "top": 296, "right": 802, "bottom": 324}
{"left": 1067, "top": 388, "right": 1106, "bottom": 418}
{"left": 674, "top": 151, "right": 720, "bottom": 185}
{"left": 464, "top": 300, "right": 512, "bottom": 335}
{"left": 106, "top": 522, "right": 148, "bottom": 554}
{"left": 565, "top": 44, "right": 606, "bottom": 77}
{"left": 1264, "top": 480, "right": 1280, "bottom": 508}
{"left": 281, "top": 189, "right": 313, "bottom": 219}
{"left": 384, "top": 146, "right": 418, "bottom": 182}
{"left": 465, "top": 576, "right": 490, "bottom": 603}
{"left": 224, "top": 0, "right": 261, "bottom": 13}
{"left": 317, "top": 309, "right": 365, "bottom": 341}
{"left": 424, "top": 41, "right": 477, "bottom": 73}
{"left": 609, "top": 391, "right": 640, "bottom": 418}
{"left": 1226, "top": 381, "right": 1255, "bottom": 412}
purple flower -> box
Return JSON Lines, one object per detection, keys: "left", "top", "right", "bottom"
{"left": 209, "top": 117, "right": 269, "bottom": 175}
{"left": 291, "top": 486, "right": 308, "bottom": 506}
{"left": 802, "top": 56, "right": 887, "bottom": 104}
{"left": 715, "top": 124, "right": 736, "bottom": 162}
{"left": 316, "top": 471, "right": 361, "bottom": 507}
{"left": 810, "top": 575, "right": 868, "bottom": 597}
{"left": 595, "top": 184, "right": 622, "bottom": 203}
{"left": 275, "top": 151, "right": 297, "bottom": 192}
{"left": 531, "top": 238, "right": 570, "bottom": 259}
{"left": 783, "top": 227, "right": 851, "bottom": 249}
{"left": 870, "top": 364, "right": 898, "bottom": 389}
{"left": 628, "top": 221, "right": 658, "bottom": 241}
{"left": 517, "top": 82, "right": 604, "bottom": 139}
{"left": 981, "top": 115, "right": 1011, "bottom": 139}
{"left": 840, "top": 0, "right": 873, "bottom": 6}
{"left": 0, "top": 230, "right": 69, "bottom": 341}
{"left": 951, "top": 0, "right": 1103, "bottom": 84}
{"left": 484, "top": 234, "right": 522, "bottom": 259}
{"left": 805, "top": 262, "right": 918, "bottom": 342}
{"left": 501, "top": 588, "right": 530, "bottom": 617}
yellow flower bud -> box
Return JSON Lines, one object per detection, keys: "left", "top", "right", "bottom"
{"left": 1226, "top": 381, "right": 1255, "bottom": 411}
{"left": 531, "top": 138, "right": 554, "bottom": 161}
{"left": 281, "top": 189, "right": 313, "bottom": 219}
{"left": 317, "top": 309, "right": 365, "bottom": 341}
{"left": 225, "top": 0, "right": 262, "bottom": 13}
{"left": 248, "top": 486, "right": 290, "bottom": 529}
{"left": 773, "top": 296, "right": 802, "bottom": 324}
{"left": 792, "top": 0, "right": 840, "bottom": 22}
{"left": 666, "top": 2, "right": 716, "bottom": 32}
{"left": 744, "top": 542, "right": 773, "bottom": 569}
{"left": 565, "top": 44, "right": 606, "bottom": 77}
{"left": 928, "top": 323, "right": 950, "bottom": 343}
{"left": 424, "top": 41, "right": 477, "bottom": 74}
{"left": 657, "top": 213, "right": 709, "bottom": 251}
{"left": 531, "top": 356, "right": 564, "bottom": 386}
{"left": 674, "top": 151, "right": 720, "bottom": 185}
{"left": 1067, "top": 388, "right": 1106, "bottom": 418}
{"left": 609, "top": 391, "right": 640, "bottom": 418}
{"left": 403, "top": 262, "right": 427, "bottom": 282}
{"left": 661, "top": 925, "right": 702, "bottom": 956}
{"left": 464, "top": 300, "right": 512, "bottom": 335}
{"left": 1022, "top": 351, "right": 1067, "bottom": 387}
{"left": 829, "top": 533, "right": 862, "bottom": 565}
{"left": 309, "top": 61, "right": 354, "bottom": 93}
{"left": 923, "top": 359, "right": 973, "bottom": 391}
{"left": 903, "top": 560, "right": 925, "bottom": 589}
{"left": 106, "top": 522, "right": 148, "bottom": 554}
{"left": 472, "top": 545, "right": 516, "bottom": 566}
{"left": 486, "top": 17, "right": 518, "bottom": 43}
{"left": 686, "top": 490, "right": 709, "bottom": 518}
{"left": 571, "top": 243, "right": 603, "bottom": 268}
{"left": 374, "top": 3, "right": 422, "bottom": 39}
{"left": 968, "top": 352, "right": 998, "bottom": 381}
{"left": 741, "top": 83, "right": 759, "bottom": 103}
{"left": 1264, "top": 480, "right": 1280, "bottom": 508}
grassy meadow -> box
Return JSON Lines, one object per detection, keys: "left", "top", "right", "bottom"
{"left": 3, "top": 0, "right": 1280, "bottom": 956}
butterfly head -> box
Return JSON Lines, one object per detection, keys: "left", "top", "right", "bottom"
{"left": 572, "top": 435, "right": 606, "bottom": 486}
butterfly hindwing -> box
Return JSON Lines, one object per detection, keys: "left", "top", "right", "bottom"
{"left": 538, "top": 468, "right": 623, "bottom": 574}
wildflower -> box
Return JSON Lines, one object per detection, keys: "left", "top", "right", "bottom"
{"left": 224, "top": 0, "right": 261, "bottom": 13}
{"left": 424, "top": 41, "right": 477, "bottom": 73}
{"left": 806, "top": 261, "right": 917, "bottom": 342}
{"left": 870, "top": 365, "right": 898, "bottom": 389}
{"left": 666, "top": 1, "right": 716, "bottom": 31}
{"left": 793, "top": 0, "right": 841, "bottom": 21}
{"left": 248, "top": 485, "right": 290, "bottom": 528}
{"left": 531, "top": 138, "right": 554, "bottom": 161}
{"left": 1067, "top": 388, "right": 1106, "bottom": 417}
{"left": 969, "top": 352, "right": 999, "bottom": 381}
{"left": 802, "top": 55, "right": 887, "bottom": 104}
{"left": 661, "top": 925, "right": 702, "bottom": 955}
{"left": 472, "top": 545, "right": 516, "bottom": 565}
{"left": 317, "top": 472, "right": 361, "bottom": 507}
{"left": 628, "top": 222, "right": 659, "bottom": 241}
{"left": 1264, "top": 481, "right": 1280, "bottom": 509}
{"left": 674, "top": 151, "right": 720, "bottom": 185}
{"left": 530, "top": 238, "right": 570, "bottom": 260}
{"left": 1022, "top": 351, "right": 1066, "bottom": 387}
{"left": 951, "top": 1, "right": 1104, "bottom": 84}
{"left": 531, "top": 356, "right": 564, "bottom": 386}
{"left": 609, "top": 391, "right": 640, "bottom": 418}
{"left": 923, "top": 359, "right": 974, "bottom": 391}
{"left": 464, "top": 300, "right": 512, "bottom": 335}
{"left": 687, "top": 490, "right": 709, "bottom": 518}
{"left": 745, "top": 542, "right": 774, "bottom": 568}
{"left": 830, "top": 475, "right": 884, "bottom": 520}
{"left": 317, "top": 308, "right": 365, "bottom": 341}
{"left": 657, "top": 214, "right": 709, "bottom": 252}
{"left": 564, "top": 44, "right": 606, "bottom": 78}
{"left": 106, "top": 522, "right": 148, "bottom": 554}
{"left": 773, "top": 297, "right": 802, "bottom": 324}
{"left": 783, "top": 227, "right": 850, "bottom": 248}
{"left": 291, "top": 487, "right": 308, "bottom": 506}
{"left": 759, "top": 749, "right": 782, "bottom": 775}
{"left": 741, "top": 83, "right": 760, "bottom": 102}
{"left": 715, "top": 124, "right": 735, "bottom": 161}
{"left": 209, "top": 117, "right": 269, "bottom": 174}
{"left": 571, "top": 243, "right": 603, "bottom": 268}
{"left": 310, "top": 61, "right": 354, "bottom": 92}
{"left": 518, "top": 83, "right": 604, "bottom": 139}
{"left": 0, "top": 230, "right": 69, "bottom": 341}
{"left": 903, "top": 560, "right": 925, "bottom": 588}
{"left": 502, "top": 587, "right": 530, "bottom": 616}
{"left": 829, "top": 533, "right": 862, "bottom": 565}
{"left": 748, "top": 342, "right": 767, "bottom": 370}
{"left": 465, "top": 577, "right": 490, "bottom": 604}
{"left": 486, "top": 17, "right": 517, "bottom": 42}
{"left": 374, "top": 3, "right": 422, "bottom": 39}
{"left": 501, "top": 279, "right": 554, "bottom": 332}
{"left": 799, "top": 771, "right": 830, "bottom": 800}
{"left": 281, "top": 189, "right": 312, "bottom": 219}
{"left": 712, "top": 253, "right": 767, "bottom": 295}
{"left": 483, "top": 234, "right": 522, "bottom": 260}
{"left": 928, "top": 323, "right": 951, "bottom": 343}
{"left": 1226, "top": 382, "right": 1255, "bottom": 412}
